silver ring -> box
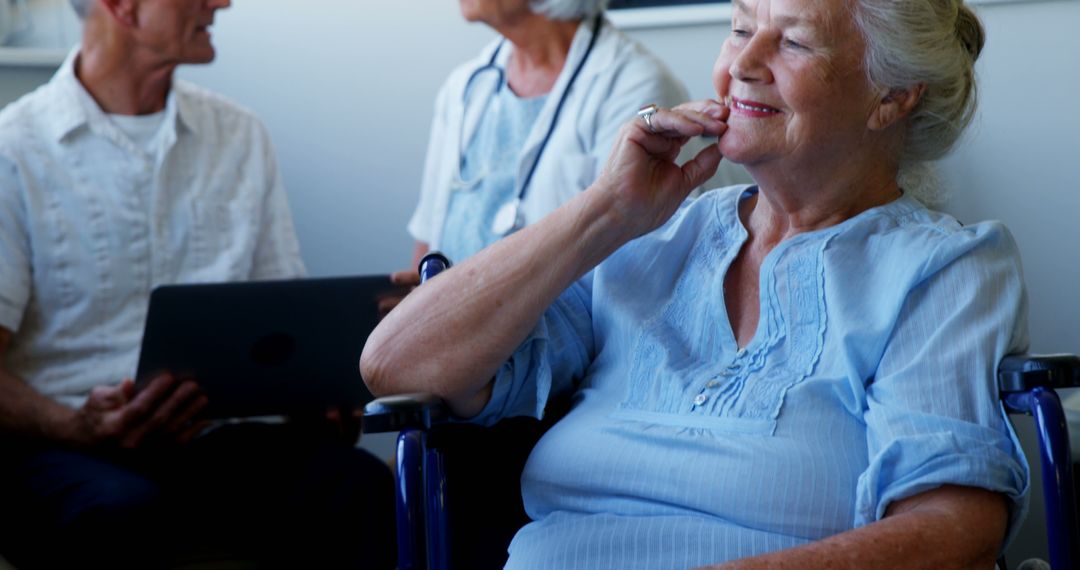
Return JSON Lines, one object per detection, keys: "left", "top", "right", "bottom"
{"left": 637, "top": 103, "right": 659, "bottom": 133}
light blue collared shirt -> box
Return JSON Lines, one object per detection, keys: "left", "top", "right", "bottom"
{"left": 475, "top": 186, "right": 1031, "bottom": 569}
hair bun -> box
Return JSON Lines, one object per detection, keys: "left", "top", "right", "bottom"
{"left": 955, "top": 3, "right": 985, "bottom": 61}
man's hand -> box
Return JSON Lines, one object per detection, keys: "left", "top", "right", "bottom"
{"left": 376, "top": 269, "right": 421, "bottom": 317}
{"left": 287, "top": 406, "right": 364, "bottom": 446}
{"left": 71, "top": 373, "right": 208, "bottom": 448}
{"left": 324, "top": 406, "right": 364, "bottom": 446}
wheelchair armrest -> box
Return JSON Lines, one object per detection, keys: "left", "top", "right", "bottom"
{"left": 998, "top": 353, "right": 1080, "bottom": 392}
{"left": 363, "top": 393, "right": 450, "bottom": 433}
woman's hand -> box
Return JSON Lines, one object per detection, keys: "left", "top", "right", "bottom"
{"left": 596, "top": 99, "right": 729, "bottom": 239}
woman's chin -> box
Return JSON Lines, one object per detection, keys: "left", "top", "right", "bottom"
{"left": 717, "top": 140, "right": 753, "bottom": 166}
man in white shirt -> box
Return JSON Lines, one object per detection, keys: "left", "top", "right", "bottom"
{"left": 0, "top": 0, "right": 394, "bottom": 567}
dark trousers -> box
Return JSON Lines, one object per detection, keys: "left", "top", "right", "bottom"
{"left": 0, "top": 423, "right": 395, "bottom": 569}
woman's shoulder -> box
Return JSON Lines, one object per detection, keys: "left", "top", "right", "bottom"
{"left": 595, "top": 21, "right": 666, "bottom": 67}
{"left": 866, "top": 198, "right": 1015, "bottom": 248}
{"left": 836, "top": 197, "right": 1023, "bottom": 281}
{"left": 588, "top": 20, "right": 686, "bottom": 96}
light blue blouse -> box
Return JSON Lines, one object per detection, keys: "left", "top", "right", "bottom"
{"left": 474, "top": 186, "right": 1031, "bottom": 569}
{"left": 441, "top": 86, "right": 548, "bottom": 262}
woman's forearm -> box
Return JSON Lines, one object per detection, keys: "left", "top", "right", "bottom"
{"left": 362, "top": 102, "right": 727, "bottom": 417}
{"left": 361, "top": 184, "right": 635, "bottom": 417}
{"left": 698, "top": 485, "right": 1006, "bottom": 570}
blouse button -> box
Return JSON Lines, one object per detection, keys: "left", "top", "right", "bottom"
{"left": 693, "top": 393, "right": 708, "bottom": 406}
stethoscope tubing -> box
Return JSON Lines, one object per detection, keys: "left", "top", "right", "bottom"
{"left": 457, "top": 15, "right": 605, "bottom": 205}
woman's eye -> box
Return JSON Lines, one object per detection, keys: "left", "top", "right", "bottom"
{"left": 783, "top": 38, "right": 807, "bottom": 50}
{"left": 732, "top": 28, "right": 750, "bottom": 38}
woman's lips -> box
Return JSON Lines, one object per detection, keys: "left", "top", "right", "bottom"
{"left": 728, "top": 96, "right": 782, "bottom": 117}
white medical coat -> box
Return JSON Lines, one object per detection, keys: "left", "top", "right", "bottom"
{"left": 409, "top": 17, "right": 692, "bottom": 250}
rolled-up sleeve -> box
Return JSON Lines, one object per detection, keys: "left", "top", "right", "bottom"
{"left": 855, "top": 222, "right": 1030, "bottom": 547}
{"left": 470, "top": 275, "right": 595, "bottom": 425}
{"left": 0, "top": 156, "right": 30, "bottom": 333}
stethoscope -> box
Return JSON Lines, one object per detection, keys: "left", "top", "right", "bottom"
{"left": 453, "top": 15, "right": 604, "bottom": 236}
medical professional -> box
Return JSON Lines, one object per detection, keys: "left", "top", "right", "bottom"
{"left": 404, "top": 0, "right": 745, "bottom": 268}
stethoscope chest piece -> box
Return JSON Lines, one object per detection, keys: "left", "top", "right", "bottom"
{"left": 491, "top": 198, "right": 522, "bottom": 235}
{"left": 464, "top": 15, "right": 604, "bottom": 239}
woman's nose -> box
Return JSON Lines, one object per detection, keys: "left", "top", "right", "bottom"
{"left": 729, "top": 35, "right": 773, "bottom": 84}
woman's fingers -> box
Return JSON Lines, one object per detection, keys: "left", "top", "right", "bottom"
{"left": 674, "top": 98, "right": 729, "bottom": 121}
{"left": 642, "top": 100, "right": 729, "bottom": 139}
{"left": 680, "top": 143, "right": 724, "bottom": 191}
{"left": 629, "top": 125, "right": 688, "bottom": 158}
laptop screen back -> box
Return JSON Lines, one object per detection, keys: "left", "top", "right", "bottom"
{"left": 135, "top": 276, "right": 405, "bottom": 419}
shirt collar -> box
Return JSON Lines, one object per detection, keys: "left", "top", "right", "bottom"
{"left": 46, "top": 47, "right": 88, "bottom": 142}
{"left": 47, "top": 46, "right": 197, "bottom": 147}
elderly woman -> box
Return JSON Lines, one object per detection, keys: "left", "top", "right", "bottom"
{"left": 364, "top": 0, "right": 1028, "bottom": 567}
{"left": 404, "top": 0, "right": 748, "bottom": 270}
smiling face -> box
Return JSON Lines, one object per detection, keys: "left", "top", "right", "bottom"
{"left": 714, "top": 0, "right": 882, "bottom": 170}
{"left": 133, "top": 0, "right": 231, "bottom": 65}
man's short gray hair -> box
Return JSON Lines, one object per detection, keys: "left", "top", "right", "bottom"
{"left": 69, "top": 0, "right": 92, "bottom": 19}
{"left": 529, "top": 0, "right": 607, "bottom": 21}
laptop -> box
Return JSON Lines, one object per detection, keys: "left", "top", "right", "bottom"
{"left": 135, "top": 276, "right": 408, "bottom": 419}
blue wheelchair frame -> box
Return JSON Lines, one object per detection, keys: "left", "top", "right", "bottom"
{"left": 998, "top": 354, "right": 1080, "bottom": 569}
{"left": 363, "top": 254, "right": 1080, "bottom": 569}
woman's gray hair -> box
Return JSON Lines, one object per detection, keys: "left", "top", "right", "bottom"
{"left": 68, "top": 0, "right": 92, "bottom": 19}
{"left": 529, "top": 0, "right": 607, "bottom": 21}
{"left": 851, "top": 0, "right": 985, "bottom": 204}
{"left": 852, "top": 0, "right": 985, "bottom": 166}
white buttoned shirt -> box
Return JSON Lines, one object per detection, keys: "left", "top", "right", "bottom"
{"left": 0, "top": 50, "right": 305, "bottom": 408}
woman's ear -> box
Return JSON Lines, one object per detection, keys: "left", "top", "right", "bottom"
{"left": 98, "top": 0, "right": 137, "bottom": 27}
{"left": 868, "top": 83, "right": 926, "bottom": 131}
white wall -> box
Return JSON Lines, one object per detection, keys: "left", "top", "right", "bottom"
{"left": 182, "top": 0, "right": 497, "bottom": 277}
{"left": 940, "top": 0, "right": 1080, "bottom": 356}
{"left": 5, "top": 0, "right": 1076, "bottom": 351}
{"left": 1, "top": 0, "right": 1077, "bottom": 562}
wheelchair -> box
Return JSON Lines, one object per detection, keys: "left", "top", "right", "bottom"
{"left": 364, "top": 254, "right": 1080, "bottom": 570}
{"left": 365, "top": 354, "right": 1080, "bottom": 565}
